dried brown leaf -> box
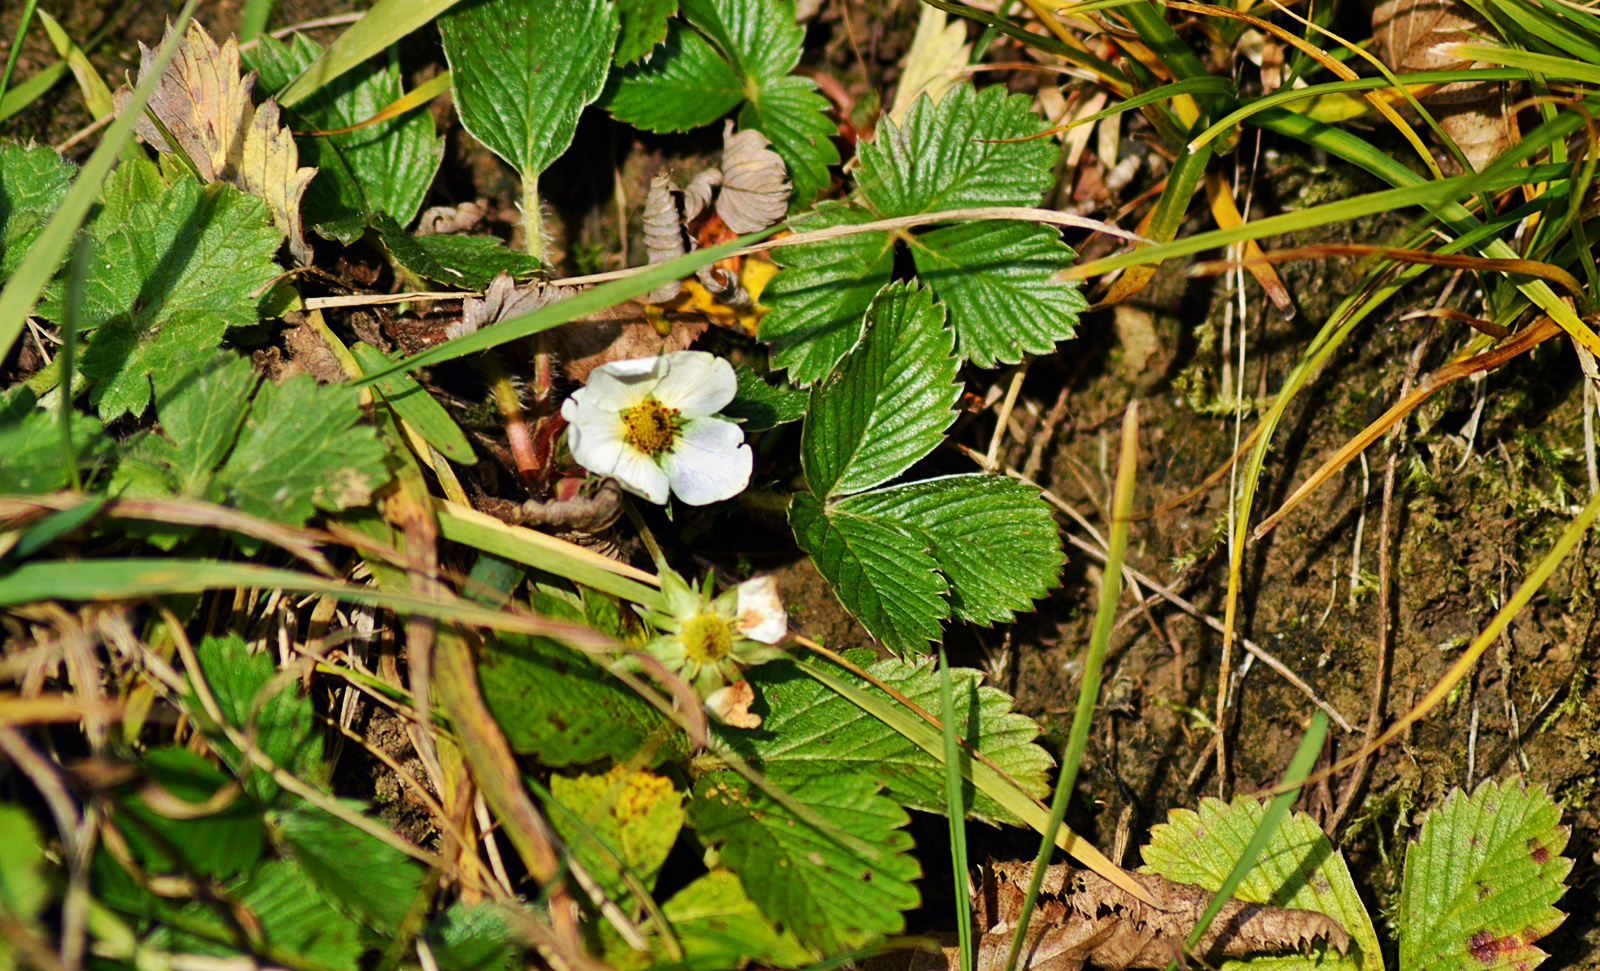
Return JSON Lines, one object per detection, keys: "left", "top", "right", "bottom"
{"left": 715, "top": 121, "right": 790, "bottom": 234}
{"left": 868, "top": 861, "right": 1350, "bottom": 971}
{"left": 417, "top": 200, "right": 489, "bottom": 236}
{"left": 549, "top": 303, "right": 708, "bottom": 383}
{"left": 642, "top": 173, "right": 686, "bottom": 303}
{"left": 683, "top": 167, "right": 720, "bottom": 224}
{"left": 241, "top": 100, "right": 316, "bottom": 265}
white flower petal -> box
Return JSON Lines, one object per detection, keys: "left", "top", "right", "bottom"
{"left": 566, "top": 415, "right": 671, "bottom": 504}
{"left": 661, "top": 417, "right": 751, "bottom": 505}
{"left": 651, "top": 351, "right": 738, "bottom": 417}
{"left": 581, "top": 356, "right": 665, "bottom": 410}
{"left": 735, "top": 576, "right": 788, "bottom": 644}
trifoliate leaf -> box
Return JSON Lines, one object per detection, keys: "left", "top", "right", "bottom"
{"left": 724, "top": 654, "right": 1052, "bottom": 825}
{"left": 761, "top": 84, "right": 1083, "bottom": 382}
{"left": 429, "top": 902, "right": 519, "bottom": 971}
{"left": 370, "top": 212, "right": 540, "bottom": 290}
{"left": 246, "top": 34, "right": 445, "bottom": 242}
{"left": 605, "top": 0, "right": 838, "bottom": 208}
{"left": 548, "top": 764, "right": 684, "bottom": 899}
{"left": 616, "top": 0, "right": 680, "bottom": 66}
{"left": 0, "top": 144, "right": 73, "bottom": 282}
{"left": 269, "top": 800, "right": 423, "bottom": 935}
{"left": 438, "top": 0, "right": 619, "bottom": 181}
{"left": 477, "top": 634, "right": 680, "bottom": 766}
{"left": 72, "top": 177, "right": 282, "bottom": 421}
{"left": 1142, "top": 796, "right": 1383, "bottom": 971}
{"left": 232, "top": 859, "right": 364, "bottom": 970}
{"left": 724, "top": 364, "right": 807, "bottom": 431}
{"left": 213, "top": 375, "right": 390, "bottom": 526}
{"left": 1397, "top": 779, "right": 1571, "bottom": 971}
{"left": 0, "top": 400, "right": 109, "bottom": 494}
{"left": 661, "top": 869, "right": 816, "bottom": 969}
{"left": 836, "top": 475, "right": 1063, "bottom": 626}
{"left": 801, "top": 281, "right": 959, "bottom": 498}
{"left": 790, "top": 490, "right": 947, "bottom": 654}
{"left": 115, "top": 22, "right": 314, "bottom": 263}
{"left": 194, "top": 632, "right": 319, "bottom": 805}
{"left": 119, "top": 747, "right": 266, "bottom": 880}
{"left": 689, "top": 768, "right": 920, "bottom": 953}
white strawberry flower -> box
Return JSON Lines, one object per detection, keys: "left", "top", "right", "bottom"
{"left": 561, "top": 351, "right": 752, "bottom": 505}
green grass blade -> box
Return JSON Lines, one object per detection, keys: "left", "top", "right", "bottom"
{"left": 349, "top": 341, "right": 475, "bottom": 464}
{"left": 356, "top": 230, "right": 773, "bottom": 384}
{"left": 0, "top": 0, "right": 200, "bottom": 365}
{"left": 0, "top": 60, "right": 66, "bottom": 124}
{"left": 1449, "top": 43, "right": 1600, "bottom": 83}
{"left": 1002, "top": 403, "right": 1139, "bottom": 971}
{"left": 0, "top": 0, "right": 38, "bottom": 102}
{"left": 1183, "top": 711, "right": 1328, "bottom": 955}
{"left": 240, "top": 0, "right": 275, "bottom": 42}
{"left": 919, "top": 0, "right": 1127, "bottom": 92}
{"left": 277, "top": 0, "right": 467, "bottom": 108}
{"left": 1068, "top": 76, "right": 1234, "bottom": 133}
{"left": 939, "top": 647, "right": 973, "bottom": 971}
{"left": 57, "top": 238, "right": 91, "bottom": 492}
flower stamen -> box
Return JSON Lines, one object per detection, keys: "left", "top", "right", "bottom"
{"left": 620, "top": 396, "right": 681, "bottom": 456}
{"left": 681, "top": 613, "right": 734, "bottom": 663}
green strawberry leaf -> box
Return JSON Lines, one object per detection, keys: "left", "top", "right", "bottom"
{"left": 1397, "top": 779, "right": 1571, "bottom": 971}
{"left": 213, "top": 375, "right": 390, "bottom": 527}
{"left": 724, "top": 364, "right": 808, "bottom": 431}
{"left": 790, "top": 489, "right": 947, "bottom": 654}
{"left": 477, "top": 633, "right": 681, "bottom": 766}
{"left": 1142, "top": 796, "right": 1384, "bottom": 971}
{"left": 428, "top": 902, "right": 519, "bottom": 971}
{"left": 0, "top": 396, "right": 109, "bottom": 494}
{"left": 688, "top": 768, "right": 920, "bottom": 953}
{"left": 194, "top": 632, "right": 319, "bottom": 805}
{"left": 69, "top": 177, "right": 283, "bottom": 421}
{"left": 547, "top": 766, "right": 685, "bottom": 899}
{"left": 230, "top": 860, "right": 365, "bottom": 970}
{"left": 661, "top": 869, "right": 816, "bottom": 969}
{"left": 246, "top": 33, "right": 444, "bottom": 240}
{"left": 119, "top": 747, "right": 266, "bottom": 880}
{"left": 723, "top": 653, "right": 1053, "bottom": 825}
{"left": 605, "top": 0, "right": 838, "bottom": 208}
{"left": 800, "top": 281, "right": 959, "bottom": 498}
{"left": 761, "top": 84, "right": 1083, "bottom": 383}
{"left": 268, "top": 800, "right": 423, "bottom": 936}
{"left": 370, "top": 212, "right": 541, "bottom": 289}
{"left": 149, "top": 352, "right": 256, "bottom": 496}
{"left": 835, "top": 474, "right": 1063, "bottom": 626}
{"left": 0, "top": 143, "right": 74, "bottom": 283}
{"left": 0, "top": 803, "right": 52, "bottom": 928}
{"left": 615, "top": 0, "right": 679, "bottom": 66}
{"left": 438, "top": 0, "right": 619, "bottom": 182}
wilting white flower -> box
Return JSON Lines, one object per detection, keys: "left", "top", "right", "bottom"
{"left": 640, "top": 568, "right": 790, "bottom": 726}
{"left": 561, "top": 351, "right": 752, "bottom": 505}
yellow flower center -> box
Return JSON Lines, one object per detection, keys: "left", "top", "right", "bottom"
{"left": 681, "top": 613, "right": 734, "bottom": 664}
{"left": 621, "top": 396, "right": 680, "bottom": 456}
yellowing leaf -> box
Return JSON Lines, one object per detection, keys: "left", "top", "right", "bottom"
{"left": 116, "top": 22, "right": 316, "bottom": 263}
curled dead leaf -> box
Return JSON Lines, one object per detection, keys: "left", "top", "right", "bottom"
{"left": 114, "top": 21, "right": 317, "bottom": 262}
{"left": 715, "top": 121, "right": 790, "bottom": 234}
{"left": 642, "top": 173, "right": 686, "bottom": 303}
{"left": 452, "top": 272, "right": 572, "bottom": 340}
{"left": 417, "top": 200, "right": 489, "bottom": 236}
{"left": 683, "top": 167, "right": 720, "bottom": 224}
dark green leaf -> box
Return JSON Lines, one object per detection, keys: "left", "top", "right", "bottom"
{"left": 661, "top": 869, "right": 815, "bottom": 969}
{"left": 723, "top": 364, "right": 808, "bottom": 431}
{"left": 0, "top": 143, "right": 73, "bottom": 283}
{"left": 0, "top": 403, "right": 108, "bottom": 494}
{"left": 602, "top": 19, "right": 743, "bottom": 132}
{"left": 194, "top": 632, "right": 319, "bottom": 805}
{"left": 430, "top": 902, "right": 519, "bottom": 971}
{"left": 726, "top": 654, "right": 1053, "bottom": 824}
{"left": 836, "top": 474, "right": 1063, "bottom": 625}
{"left": 439, "top": 0, "right": 619, "bottom": 180}
{"left": 234, "top": 859, "right": 364, "bottom": 969}
{"left": 757, "top": 202, "right": 893, "bottom": 384}
{"left": 351, "top": 341, "right": 475, "bottom": 463}
{"left": 790, "top": 490, "right": 946, "bottom": 655}
{"left": 689, "top": 768, "right": 919, "bottom": 952}
{"left": 371, "top": 212, "right": 541, "bottom": 289}
{"left": 615, "top": 0, "right": 678, "bottom": 66}
{"left": 150, "top": 352, "right": 257, "bottom": 495}
{"left": 246, "top": 33, "right": 445, "bottom": 240}
{"left": 1398, "top": 779, "right": 1572, "bottom": 971}
{"left": 800, "top": 281, "right": 959, "bottom": 498}
{"left": 70, "top": 177, "right": 283, "bottom": 420}
{"left": 269, "top": 800, "right": 423, "bottom": 935}
{"left": 214, "top": 375, "right": 390, "bottom": 526}
{"left": 119, "top": 747, "right": 265, "bottom": 880}
{"left": 477, "top": 633, "right": 677, "bottom": 766}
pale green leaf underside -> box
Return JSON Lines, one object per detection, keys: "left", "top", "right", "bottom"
{"left": 1398, "top": 779, "right": 1570, "bottom": 971}
{"left": 439, "top": 0, "right": 619, "bottom": 179}
{"left": 1141, "top": 797, "right": 1384, "bottom": 971}
{"left": 802, "top": 280, "right": 959, "bottom": 498}
{"left": 723, "top": 654, "right": 1053, "bottom": 825}
{"left": 688, "top": 768, "right": 920, "bottom": 953}
{"left": 660, "top": 869, "right": 816, "bottom": 970}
